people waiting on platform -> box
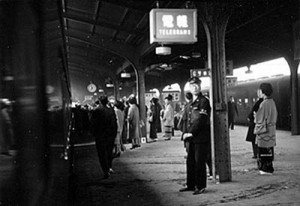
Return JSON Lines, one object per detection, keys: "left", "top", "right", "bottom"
{"left": 149, "top": 97, "right": 160, "bottom": 142}
{"left": 162, "top": 94, "right": 174, "bottom": 141}
{"left": 246, "top": 90, "right": 263, "bottom": 159}
{"left": 179, "top": 77, "right": 211, "bottom": 195}
{"left": 122, "top": 100, "right": 130, "bottom": 144}
{"left": 228, "top": 96, "right": 239, "bottom": 130}
{"left": 113, "top": 100, "right": 126, "bottom": 157}
{"left": 127, "top": 95, "right": 141, "bottom": 149}
{"left": 156, "top": 101, "right": 162, "bottom": 133}
{"left": 90, "top": 95, "right": 118, "bottom": 179}
{"left": 254, "top": 83, "right": 277, "bottom": 175}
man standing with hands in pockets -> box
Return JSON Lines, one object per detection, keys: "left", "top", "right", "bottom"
{"left": 179, "top": 76, "right": 211, "bottom": 195}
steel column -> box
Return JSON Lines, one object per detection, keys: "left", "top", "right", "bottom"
{"left": 199, "top": 3, "right": 232, "bottom": 182}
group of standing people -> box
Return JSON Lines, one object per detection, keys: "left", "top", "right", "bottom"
{"left": 89, "top": 77, "right": 277, "bottom": 185}
{"left": 148, "top": 94, "right": 175, "bottom": 142}
{"left": 177, "top": 76, "right": 278, "bottom": 195}
{"left": 90, "top": 94, "right": 143, "bottom": 179}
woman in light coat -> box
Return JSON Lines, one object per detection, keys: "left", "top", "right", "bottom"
{"left": 254, "top": 83, "right": 277, "bottom": 175}
{"left": 127, "top": 95, "right": 141, "bottom": 149}
{"left": 114, "top": 100, "right": 125, "bottom": 157}
{"left": 162, "top": 94, "right": 174, "bottom": 140}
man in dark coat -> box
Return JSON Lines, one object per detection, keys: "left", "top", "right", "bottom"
{"left": 228, "top": 96, "right": 239, "bottom": 130}
{"left": 90, "top": 95, "right": 118, "bottom": 179}
{"left": 179, "top": 77, "right": 211, "bottom": 195}
{"left": 149, "top": 97, "right": 160, "bottom": 141}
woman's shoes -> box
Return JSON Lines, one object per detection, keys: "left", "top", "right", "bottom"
{"left": 179, "top": 187, "right": 206, "bottom": 195}
{"left": 130, "top": 145, "right": 141, "bottom": 150}
{"left": 179, "top": 187, "right": 194, "bottom": 192}
{"left": 259, "top": 170, "right": 273, "bottom": 175}
{"left": 109, "top": 168, "right": 114, "bottom": 174}
{"left": 114, "top": 152, "right": 121, "bottom": 158}
{"left": 193, "top": 188, "right": 205, "bottom": 195}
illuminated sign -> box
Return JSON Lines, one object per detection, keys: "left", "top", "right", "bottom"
{"left": 190, "top": 68, "right": 210, "bottom": 78}
{"left": 162, "top": 91, "right": 180, "bottom": 102}
{"left": 150, "top": 9, "right": 197, "bottom": 44}
{"left": 226, "top": 77, "right": 237, "bottom": 87}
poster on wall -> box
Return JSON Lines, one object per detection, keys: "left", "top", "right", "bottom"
{"left": 162, "top": 91, "right": 180, "bottom": 102}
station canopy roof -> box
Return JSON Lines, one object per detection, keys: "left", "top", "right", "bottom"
{"left": 3, "top": 0, "right": 297, "bottom": 83}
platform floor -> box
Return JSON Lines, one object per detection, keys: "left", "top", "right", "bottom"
{"left": 71, "top": 126, "right": 300, "bottom": 206}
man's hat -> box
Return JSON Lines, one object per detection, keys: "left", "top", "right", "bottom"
{"left": 188, "top": 76, "right": 201, "bottom": 84}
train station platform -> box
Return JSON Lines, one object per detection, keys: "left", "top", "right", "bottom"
{"left": 71, "top": 126, "right": 300, "bottom": 206}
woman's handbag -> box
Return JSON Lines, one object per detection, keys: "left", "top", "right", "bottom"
{"left": 254, "top": 119, "right": 268, "bottom": 135}
{"left": 148, "top": 114, "right": 153, "bottom": 123}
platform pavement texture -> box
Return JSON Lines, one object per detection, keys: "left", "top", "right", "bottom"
{"left": 72, "top": 126, "right": 300, "bottom": 206}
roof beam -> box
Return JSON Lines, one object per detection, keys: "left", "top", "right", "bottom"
{"left": 63, "top": 12, "right": 144, "bottom": 36}
{"left": 66, "top": 29, "right": 139, "bottom": 64}
{"left": 113, "top": 8, "right": 129, "bottom": 41}
{"left": 99, "top": 0, "right": 149, "bottom": 13}
{"left": 90, "top": 0, "right": 101, "bottom": 35}
{"left": 68, "top": 59, "right": 114, "bottom": 76}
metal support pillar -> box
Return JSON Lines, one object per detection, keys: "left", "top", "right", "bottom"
{"left": 199, "top": 3, "right": 232, "bottom": 182}
{"left": 137, "top": 68, "right": 147, "bottom": 138}
{"left": 286, "top": 57, "right": 300, "bottom": 135}
{"left": 113, "top": 79, "right": 120, "bottom": 100}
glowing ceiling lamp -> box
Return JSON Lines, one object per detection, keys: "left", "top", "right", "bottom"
{"left": 155, "top": 46, "right": 171, "bottom": 55}
{"left": 121, "top": 71, "right": 131, "bottom": 78}
{"left": 106, "top": 83, "right": 114, "bottom": 88}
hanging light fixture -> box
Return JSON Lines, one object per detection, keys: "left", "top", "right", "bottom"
{"left": 121, "top": 70, "right": 131, "bottom": 78}
{"left": 106, "top": 83, "right": 114, "bottom": 88}
{"left": 105, "top": 78, "right": 114, "bottom": 88}
{"left": 156, "top": 46, "right": 171, "bottom": 55}
{"left": 98, "top": 87, "right": 104, "bottom": 92}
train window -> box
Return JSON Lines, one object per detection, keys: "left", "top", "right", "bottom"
{"left": 245, "top": 98, "right": 248, "bottom": 103}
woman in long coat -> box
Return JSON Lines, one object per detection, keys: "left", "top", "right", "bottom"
{"left": 127, "top": 95, "right": 141, "bottom": 149}
{"left": 114, "top": 100, "right": 125, "bottom": 157}
{"left": 162, "top": 94, "right": 174, "bottom": 140}
{"left": 246, "top": 90, "right": 263, "bottom": 159}
{"left": 149, "top": 98, "right": 159, "bottom": 141}
{"left": 254, "top": 83, "right": 277, "bottom": 175}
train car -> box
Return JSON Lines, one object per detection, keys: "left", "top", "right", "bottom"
{"left": 228, "top": 74, "right": 299, "bottom": 130}
{"left": 201, "top": 74, "right": 299, "bottom": 131}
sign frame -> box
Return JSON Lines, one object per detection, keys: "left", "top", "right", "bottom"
{"left": 150, "top": 8, "right": 197, "bottom": 44}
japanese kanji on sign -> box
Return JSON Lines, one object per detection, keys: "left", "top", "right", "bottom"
{"left": 149, "top": 9, "right": 197, "bottom": 44}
